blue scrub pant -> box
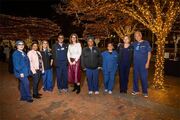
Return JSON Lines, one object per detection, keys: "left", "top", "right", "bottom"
{"left": 103, "top": 71, "right": 116, "bottom": 91}
{"left": 86, "top": 68, "right": 99, "bottom": 91}
{"left": 19, "top": 77, "right": 32, "bottom": 100}
{"left": 32, "top": 70, "right": 41, "bottom": 96}
{"left": 42, "top": 69, "right": 53, "bottom": 91}
{"left": 56, "top": 65, "right": 68, "bottom": 90}
{"left": 133, "top": 63, "right": 148, "bottom": 94}
{"left": 119, "top": 64, "right": 130, "bottom": 92}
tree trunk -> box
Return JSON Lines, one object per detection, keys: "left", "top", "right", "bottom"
{"left": 153, "top": 35, "right": 166, "bottom": 89}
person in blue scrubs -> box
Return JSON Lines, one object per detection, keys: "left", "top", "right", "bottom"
{"left": 52, "top": 34, "right": 68, "bottom": 94}
{"left": 13, "top": 40, "right": 33, "bottom": 103}
{"left": 102, "top": 43, "right": 118, "bottom": 94}
{"left": 117, "top": 36, "right": 133, "bottom": 93}
{"left": 40, "top": 40, "right": 53, "bottom": 92}
{"left": 132, "top": 31, "right": 152, "bottom": 97}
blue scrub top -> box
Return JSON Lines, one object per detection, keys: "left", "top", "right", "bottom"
{"left": 101, "top": 50, "right": 118, "bottom": 72}
{"left": 52, "top": 43, "right": 68, "bottom": 67}
{"left": 13, "top": 50, "right": 30, "bottom": 78}
{"left": 132, "top": 40, "right": 152, "bottom": 64}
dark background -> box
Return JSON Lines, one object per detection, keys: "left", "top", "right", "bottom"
{"left": 0, "top": 0, "right": 84, "bottom": 37}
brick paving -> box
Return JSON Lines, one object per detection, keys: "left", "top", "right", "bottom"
{"left": 0, "top": 62, "right": 180, "bottom": 120}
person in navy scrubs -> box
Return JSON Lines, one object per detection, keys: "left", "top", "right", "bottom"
{"left": 117, "top": 36, "right": 133, "bottom": 93}
{"left": 52, "top": 34, "right": 68, "bottom": 94}
{"left": 132, "top": 31, "right": 152, "bottom": 97}
{"left": 102, "top": 43, "right": 118, "bottom": 94}
{"left": 40, "top": 40, "right": 53, "bottom": 92}
{"left": 13, "top": 40, "right": 33, "bottom": 103}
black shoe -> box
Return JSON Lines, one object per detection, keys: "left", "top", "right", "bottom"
{"left": 120, "top": 91, "right": 127, "bottom": 94}
{"left": 76, "top": 85, "right": 81, "bottom": 94}
{"left": 27, "top": 99, "right": 33, "bottom": 103}
{"left": 38, "top": 93, "right": 42, "bottom": 96}
{"left": 33, "top": 95, "right": 41, "bottom": 99}
{"left": 20, "top": 98, "right": 26, "bottom": 101}
{"left": 72, "top": 83, "right": 77, "bottom": 92}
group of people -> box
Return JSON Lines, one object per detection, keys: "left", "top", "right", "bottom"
{"left": 12, "top": 31, "right": 151, "bottom": 103}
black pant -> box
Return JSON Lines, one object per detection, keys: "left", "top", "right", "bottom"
{"left": 32, "top": 70, "right": 41, "bottom": 96}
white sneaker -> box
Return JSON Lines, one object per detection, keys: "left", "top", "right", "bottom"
{"left": 104, "top": 89, "right": 108, "bottom": 93}
{"left": 131, "top": 91, "right": 139, "bottom": 95}
{"left": 63, "top": 89, "right": 68, "bottom": 93}
{"left": 143, "top": 94, "right": 148, "bottom": 98}
{"left": 108, "top": 91, "right": 112, "bottom": 94}
{"left": 88, "top": 91, "right": 93, "bottom": 95}
{"left": 94, "top": 91, "right": 99, "bottom": 95}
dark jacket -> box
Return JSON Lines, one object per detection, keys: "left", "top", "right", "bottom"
{"left": 116, "top": 43, "right": 133, "bottom": 65}
{"left": 12, "top": 50, "right": 31, "bottom": 78}
{"left": 81, "top": 46, "right": 102, "bottom": 69}
{"left": 52, "top": 43, "right": 68, "bottom": 67}
{"left": 40, "top": 50, "right": 52, "bottom": 70}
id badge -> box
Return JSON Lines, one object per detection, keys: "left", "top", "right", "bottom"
{"left": 136, "top": 46, "right": 140, "bottom": 50}
{"left": 61, "top": 48, "right": 65, "bottom": 50}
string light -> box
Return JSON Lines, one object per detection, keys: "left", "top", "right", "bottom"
{"left": 118, "top": 0, "right": 180, "bottom": 89}
{"left": 0, "top": 14, "right": 61, "bottom": 41}
{"left": 56, "top": 0, "right": 180, "bottom": 89}
{"left": 57, "top": 0, "right": 137, "bottom": 39}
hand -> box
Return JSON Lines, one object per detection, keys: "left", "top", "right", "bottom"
{"left": 98, "top": 67, "right": 102, "bottom": 70}
{"left": 20, "top": 73, "right": 24, "bottom": 78}
{"left": 72, "top": 61, "right": 76, "bottom": 65}
{"left": 145, "top": 63, "right": 149, "bottom": 69}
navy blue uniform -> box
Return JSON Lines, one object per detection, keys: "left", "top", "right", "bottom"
{"left": 132, "top": 40, "right": 152, "bottom": 94}
{"left": 117, "top": 44, "right": 133, "bottom": 93}
{"left": 52, "top": 43, "right": 68, "bottom": 90}
{"left": 13, "top": 50, "right": 32, "bottom": 101}
{"left": 102, "top": 51, "right": 118, "bottom": 91}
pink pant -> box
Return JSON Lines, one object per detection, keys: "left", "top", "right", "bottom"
{"left": 68, "top": 59, "right": 81, "bottom": 84}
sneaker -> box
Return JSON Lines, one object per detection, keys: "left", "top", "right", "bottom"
{"left": 131, "top": 91, "right": 139, "bottom": 95}
{"left": 58, "top": 89, "right": 63, "bottom": 94}
{"left": 108, "top": 91, "right": 112, "bottom": 94}
{"left": 143, "top": 94, "right": 148, "bottom": 98}
{"left": 94, "top": 91, "right": 99, "bottom": 95}
{"left": 104, "top": 89, "right": 108, "bottom": 93}
{"left": 88, "top": 91, "right": 93, "bottom": 95}
{"left": 63, "top": 89, "right": 68, "bottom": 93}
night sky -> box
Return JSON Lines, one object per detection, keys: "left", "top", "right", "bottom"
{"left": 0, "top": 0, "right": 60, "bottom": 18}
{"left": 0, "top": 0, "right": 84, "bottom": 36}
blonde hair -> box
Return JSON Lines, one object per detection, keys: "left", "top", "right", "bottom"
{"left": 69, "top": 33, "right": 79, "bottom": 44}
{"left": 39, "top": 40, "right": 51, "bottom": 52}
{"left": 124, "top": 35, "right": 131, "bottom": 41}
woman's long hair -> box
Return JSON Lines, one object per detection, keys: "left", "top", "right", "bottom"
{"left": 69, "top": 33, "right": 79, "bottom": 44}
{"left": 39, "top": 40, "right": 51, "bottom": 52}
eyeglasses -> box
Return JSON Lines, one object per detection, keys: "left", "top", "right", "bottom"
{"left": 58, "top": 37, "right": 64, "bottom": 39}
{"left": 18, "top": 44, "right": 24, "bottom": 46}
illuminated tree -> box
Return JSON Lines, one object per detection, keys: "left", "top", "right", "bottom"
{"left": 0, "top": 14, "right": 61, "bottom": 44}
{"left": 55, "top": 0, "right": 180, "bottom": 88}
{"left": 117, "top": 0, "right": 180, "bottom": 88}
{"left": 54, "top": 0, "right": 137, "bottom": 40}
